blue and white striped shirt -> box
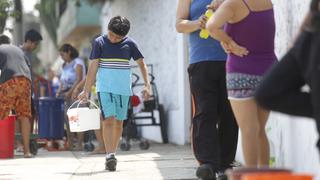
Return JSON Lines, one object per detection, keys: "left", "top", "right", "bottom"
{"left": 90, "top": 35, "right": 144, "bottom": 96}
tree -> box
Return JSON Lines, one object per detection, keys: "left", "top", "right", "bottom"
{"left": 0, "top": 0, "right": 19, "bottom": 34}
{"left": 13, "top": 0, "right": 22, "bottom": 44}
{"left": 35, "top": 0, "right": 108, "bottom": 46}
{"left": 35, "top": 0, "right": 59, "bottom": 47}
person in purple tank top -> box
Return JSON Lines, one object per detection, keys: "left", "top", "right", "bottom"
{"left": 206, "top": 0, "right": 277, "bottom": 168}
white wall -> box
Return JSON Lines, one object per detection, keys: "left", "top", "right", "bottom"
{"left": 100, "top": 0, "right": 191, "bottom": 145}
{"left": 272, "top": 0, "right": 320, "bottom": 178}
{"left": 236, "top": 1, "right": 320, "bottom": 179}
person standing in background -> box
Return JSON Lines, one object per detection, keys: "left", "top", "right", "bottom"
{"left": 176, "top": 0, "right": 239, "bottom": 179}
{"left": 0, "top": 34, "right": 33, "bottom": 158}
{"left": 21, "top": 29, "right": 43, "bottom": 75}
{"left": 207, "top": 0, "right": 277, "bottom": 168}
{"left": 15, "top": 29, "right": 43, "bottom": 153}
{"left": 56, "top": 43, "right": 85, "bottom": 150}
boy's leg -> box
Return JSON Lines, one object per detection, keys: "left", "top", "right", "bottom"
{"left": 102, "top": 116, "right": 116, "bottom": 153}
{"left": 102, "top": 116, "right": 118, "bottom": 171}
{"left": 112, "top": 120, "right": 123, "bottom": 150}
{"left": 102, "top": 119, "right": 123, "bottom": 171}
{"left": 97, "top": 92, "right": 129, "bottom": 171}
{"left": 113, "top": 94, "right": 129, "bottom": 150}
{"left": 99, "top": 93, "right": 128, "bottom": 153}
{"left": 102, "top": 117, "right": 123, "bottom": 153}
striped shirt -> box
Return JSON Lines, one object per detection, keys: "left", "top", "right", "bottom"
{"left": 99, "top": 58, "right": 130, "bottom": 69}
{"left": 90, "top": 35, "right": 144, "bottom": 95}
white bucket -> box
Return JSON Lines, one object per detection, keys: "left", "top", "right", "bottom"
{"left": 67, "top": 100, "right": 100, "bottom": 132}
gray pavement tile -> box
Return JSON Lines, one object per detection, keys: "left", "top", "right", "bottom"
{"left": 0, "top": 143, "right": 198, "bottom": 180}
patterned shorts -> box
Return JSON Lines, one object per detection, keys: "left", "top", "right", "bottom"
{"left": 0, "top": 76, "right": 31, "bottom": 119}
{"left": 226, "top": 73, "right": 263, "bottom": 100}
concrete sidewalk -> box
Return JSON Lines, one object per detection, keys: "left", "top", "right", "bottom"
{"left": 0, "top": 143, "right": 198, "bottom": 180}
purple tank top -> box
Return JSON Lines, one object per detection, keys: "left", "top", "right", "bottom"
{"left": 224, "top": 0, "right": 277, "bottom": 75}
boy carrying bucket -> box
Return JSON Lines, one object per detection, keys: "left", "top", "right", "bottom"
{"left": 78, "top": 16, "right": 151, "bottom": 171}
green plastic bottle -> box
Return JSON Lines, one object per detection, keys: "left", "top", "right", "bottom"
{"left": 199, "top": 9, "right": 213, "bottom": 39}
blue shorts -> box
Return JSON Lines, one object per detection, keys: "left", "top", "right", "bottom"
{"left": 97, "top": 92, "right": 130, "bottom": 121}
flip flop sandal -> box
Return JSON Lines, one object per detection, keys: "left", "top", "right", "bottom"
{"left": 24, "top": 153, "right": 34, "bottom": 158}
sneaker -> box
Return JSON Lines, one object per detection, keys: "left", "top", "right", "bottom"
{"left": 105, "top": 154, "right": 117, "bottom": 171}
{"left": 196, "top": 164, "right": 216, "bottom": 180}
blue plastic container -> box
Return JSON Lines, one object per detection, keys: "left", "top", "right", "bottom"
{"left": 38, "top": 97, "right": 65, "bottom": 139}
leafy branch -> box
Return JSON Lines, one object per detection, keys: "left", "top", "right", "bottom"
{"left": 0, "top": 0, "right": 21, "bottom": 33}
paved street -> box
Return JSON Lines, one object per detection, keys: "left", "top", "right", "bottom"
{"left": 0, "top": 142, "right": 198, "bottom": 180}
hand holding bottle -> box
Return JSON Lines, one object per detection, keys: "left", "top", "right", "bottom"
{"left": 199, "top": 9, "right": 213, "bottom": 39}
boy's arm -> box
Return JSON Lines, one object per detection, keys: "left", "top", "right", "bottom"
{"left": 78, "top": 59, "right": 99, "bottom": 101}
{"left": 135, "top": 58, "right": 151, "bottom": 100}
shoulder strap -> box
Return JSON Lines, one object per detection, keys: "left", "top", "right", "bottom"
{"left": 242, "top": 0, "right": 251, "bottom": 12}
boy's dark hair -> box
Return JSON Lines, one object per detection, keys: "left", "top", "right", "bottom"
{"left": 59, "top": 43, "right": 79, "bottom": 59}
{"left": 108, "top": 16, "right": 130, "bottom": 36}
{"left": 0, "top": 34, "right": 10, "bottom": 45}
{"left": 24, "top": 29, "right": 43, "bottom": 42}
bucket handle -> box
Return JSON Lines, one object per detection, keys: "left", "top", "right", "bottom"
{"left": 68, "top": 99, "right": 99, "bottom": 111}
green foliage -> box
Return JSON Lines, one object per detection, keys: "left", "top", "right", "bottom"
{"left": 35, "top": 0, "right": 108, "bottom": 46}
{"left": 0, "top": 0, "right": 21, "bottom": 33}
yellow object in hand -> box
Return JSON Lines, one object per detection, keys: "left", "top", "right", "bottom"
{"left": 199, "top": 9, "right": 213, "bottom": 39}
{"left": 91, "top": 86, "right": 97, "bottom": 96}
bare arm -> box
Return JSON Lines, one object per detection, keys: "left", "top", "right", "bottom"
{"left": 135, "top": 58, "right": 151, "bottom": 100}
{"left": 78, "top": 59, "right": 99, "bottom": 101}
{"left": 206, "top": 1, "right": 234, "bottom": 43}
{"left": 72, "top": 78, "right": 86, "bottom": 99}
{"left": 176, "top": 0, "right": 206, "bottom": 33}
{"left": 207, "top": 0, "right": 226, "bottom": 11}
{"left": 206, "top": 1, "right": 248, "bottom": 57}
{"left": 66, "top": 64, "right": 83, "bottom": 99}
{"left": 56, "top": 80, "right": 63, "bottom": 97}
